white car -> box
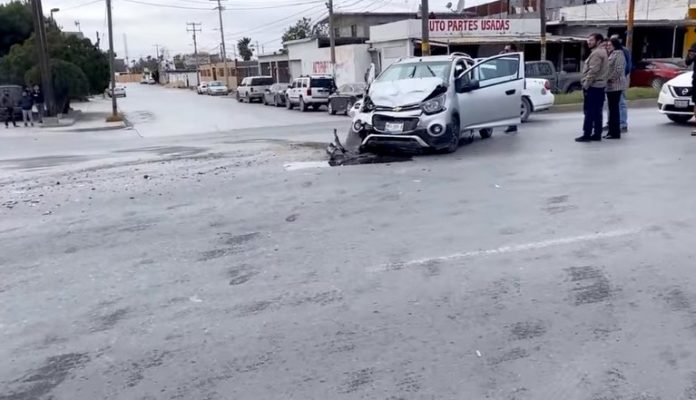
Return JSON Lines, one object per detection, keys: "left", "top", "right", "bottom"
{"left": 197, "top": 82, "right": 208, "bottom": 95}
{"left": 207, "top": 81, "right": 229, "bottom": 96}
{"left": 522, "top": 78, "right": 555, "bottom": 122}
{"left": 237, "top": 76, "right": 274, "bottom": 103}
{"left": 286, "top": 75, "right": 335, "bottom": 111}
{"left": 658, "top": 71, "right": 693, "bottom": 123}
{"left": 106, "top": 85, "right": 126, "bottom": 98}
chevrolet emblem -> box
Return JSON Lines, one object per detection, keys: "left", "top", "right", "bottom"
{"left": 683, "top": 88, "right": 689, "bottom": 96}
{"left": 393, "top": 106, "right": 402, "bottom": 112}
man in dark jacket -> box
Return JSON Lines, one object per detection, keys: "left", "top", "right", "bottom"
{"left": 19, "top": 91, "right": 34, "bottom": 127}
{"left": 32, "top": 85, "right": 45, "bottom": 123}
{"left": 1, "top": 90, "right": 17, "bottom": 128}
{"left": 685, "top": 43, "right": 696, "bottom": 136}
{"left": 576, "top": 33, "right": 609, "bottom": 142}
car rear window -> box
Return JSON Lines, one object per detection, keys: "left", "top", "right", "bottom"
{"left": 310, "top": 78, "right": 334, "bottom": 88}
{"left": 251, "top": 77, "right": 274, "bottom": 86}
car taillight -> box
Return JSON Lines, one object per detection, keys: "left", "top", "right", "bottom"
{"left": 307, "top": 88, "right": 312, "bottom": 96}
{"left": 544, "top": 80, "right": 551, "bottom": 90}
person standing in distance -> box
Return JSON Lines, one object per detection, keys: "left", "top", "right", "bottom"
{"left": 605, "top": 37, "right": 627, "bottom": 139}
{"left": 501, "top": 42, "right": 519, "bottom": 133}
{"left": 576, "top": 33, "right": 609, "bottom": 142}
{"left": 685, "top": 43, "right": 696, "bottom": 136}
{"left": 32, "top": 85, "right": 45, "bottom": 124}
{"left": 610, "top": 34, "right": 631, "bottom": 132}
{"left": 2, "top": 90, "right": 18, "bottom": 128}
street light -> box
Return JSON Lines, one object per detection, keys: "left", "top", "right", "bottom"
{"left": 50, "top": 8, "right": 59, "bottom": 20}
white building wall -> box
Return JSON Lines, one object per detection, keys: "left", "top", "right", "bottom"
{"left": 555, "top": 0, "right": 686, "bottom": 21}
{"left": 286, "top": 40, "right": 371, "bottom": 85}
{"left": 369, "top": 39, "right": 412, "bottom": 72}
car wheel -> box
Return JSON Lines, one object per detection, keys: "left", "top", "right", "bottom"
{"left": 286, "top": 96, "right": 293, "bottom": 110}
{"left": 521, "top": 97, "right": 532, "bottom": 123}
{"left": 274, "top": 95, "right": 281, "bottom": 107}
{"left": 651, "top": 78, "right": 665, "bottom": 91}
{"left": 667, "top": 114, "right": 692, "bottom": 124}
{"left": 479, "top": 128, "right": 493, "bottom": 139}
{"left": 345, "top": 100, "right": 354, "bottom": 116}
{"left": 236, "top": 93, "right": 242, "bottom": 102}
{"left": 566, "top": 83, "right": 582, "bottom": 93}
{"left": 263, "top": 96, "right": 268, "bottom": 106}
{"left": 441, "top": 115, "right": 461, "bottom": 153}
{"left": 299, "top": 97, "right": 307, "bottom": 112}
{"left": 328, "top": 102, "right": 336, "bottom": 115}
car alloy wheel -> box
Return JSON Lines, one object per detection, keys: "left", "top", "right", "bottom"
{"left": 443, "top": 116, "right": 460, "bottom": 153}
{"left": 328, "top": 102, "right": 335, "bottom": 115}
{"left": 520, "top": 97, "right": 532, "bottom": 123}
{"left": 345, "top": 100, "right": 354, "bottom": 116}
{"left": 300, "top": 97, "right": 307, "bottom": 112}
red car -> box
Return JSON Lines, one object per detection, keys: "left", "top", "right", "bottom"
{"left": 630, "top": 60, "right": 685, "bottom": 90}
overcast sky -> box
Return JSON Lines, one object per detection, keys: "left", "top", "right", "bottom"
{"left": 2, "top": 0, "right": 484, "bottom": 61}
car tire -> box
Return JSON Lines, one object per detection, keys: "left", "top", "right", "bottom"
{"left": 441, "top": 115, "right": 461, "bottom": 154}
{"left": 479, "top": 128, "right": 493, "bottom": 139}
{"left": 274, "top": 95, "right": 281, "bottom": 107}
{"left": 345, "top": 100, "right": 354, "bottom": 116}
{"left": 263, "top": 96, "right": 268, "bottom": 106}
{"left": 236, "top": 93, "right": 242, "bottom": 102}
{"left": 299, "top": 97, "right": 307, "bottom": 112}
{"left": 521, "top": 97, "right": 532, "bottom": 123}
{"left": 286, "top": 96, "right": 293, "bottom": 110}
{"left": 667, "top": 114, "right": 692, "bottom": 124}
{"left": 651, "top": 78, "right": 665, "bottom": 91}
{"left": 328, "top": 102, "right": 336, "bottom": 115}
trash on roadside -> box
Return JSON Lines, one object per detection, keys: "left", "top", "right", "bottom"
{"left": 42, "top": 210, "right": 52, "bottom": 215}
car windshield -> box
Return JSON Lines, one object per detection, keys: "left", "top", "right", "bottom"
{"left": 209, "top": 81, "right": 223, "bottom": 87}
{"left": 310, "top": 78, "right": 334, "bottom": 88}
{"left": 377, "top": 61, "right": 451, "bottom": 82}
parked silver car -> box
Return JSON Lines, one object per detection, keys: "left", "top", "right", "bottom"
{"left": 352, "top": 53, "right": 525, "bottom": 153}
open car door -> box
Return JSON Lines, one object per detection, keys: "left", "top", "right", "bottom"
{"left": 455, "top": 52, "right": 525, "bottom": 130}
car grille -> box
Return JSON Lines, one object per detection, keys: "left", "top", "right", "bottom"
{"left": 372, "top": 114, "right": 419, "bottom": 132}
{"left": 673, "top": 86, "right": 692, "bottom": 97}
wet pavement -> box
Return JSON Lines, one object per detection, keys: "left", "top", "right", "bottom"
{"left": 2, "top": 85, "right": 696, "bottom": 399}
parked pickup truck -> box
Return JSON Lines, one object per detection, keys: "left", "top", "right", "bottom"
{"left": 525, "top": 60, "right": 583, "bottom": 93}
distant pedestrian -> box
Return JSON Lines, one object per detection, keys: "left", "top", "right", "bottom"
{"left": 605, "top": 35, "right": 630, "bottom": 132}
{"left": 2, "top": 90, "right": 17, "bottom": 128}
{"left": 32, "top": 85, "right": 45, "bottom": 123}
{"left": 605, "top": 37, "right": 627, "bottom": 139}
{"left": 19, "top": 91, "right": 34, "bottom": 127}
{"left": 501, "top": 42, "right": 519, "bottom": 133}
{"left": 576, "top": 33, "right": 609, "bottom": 142}
{"left": 685, "top": 43, "right": 696, "bottom": 136}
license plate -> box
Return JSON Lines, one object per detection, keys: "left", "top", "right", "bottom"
{"left": 385, "top": 122, "right": 404, "bottom": 132}
{"left": 675, "top": 100, "right": 690, "bottom": 108}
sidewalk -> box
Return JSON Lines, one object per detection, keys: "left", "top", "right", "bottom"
{"left": 1, "top": 97, "right": 126, "bottom": 136}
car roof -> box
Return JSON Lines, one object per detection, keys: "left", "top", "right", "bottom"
{"left": 393, "top": 54, "right": 472, "bottom": 64}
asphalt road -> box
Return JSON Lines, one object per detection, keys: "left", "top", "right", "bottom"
{"left": 2, "top": 85, "right": 696, "bottom": 400}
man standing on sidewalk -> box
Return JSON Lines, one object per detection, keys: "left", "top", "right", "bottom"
{"left": 2, "top": 90, "right": 17, "bottom": 128}
{"left": 19, "top": 91, "right": 34, "bottom": 127}
{"left": 576, "top": 33, "right": 609, "bottom": 142}
{"left": 32, "top": 85, "right": 45, "bottom": 124}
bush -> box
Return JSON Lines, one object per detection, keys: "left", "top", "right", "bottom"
{"left": 25, "top": 59, "right": 89, "bottom": 114}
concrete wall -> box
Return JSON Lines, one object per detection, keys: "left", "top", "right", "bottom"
{"left": 370, "top": 39, "right": 412, "bottom": 72}
{"left": 285, "top": 40, "right": 371, "bottom": 85}
{"left": 165, "top": 71, "right": 199, "bottom": 88}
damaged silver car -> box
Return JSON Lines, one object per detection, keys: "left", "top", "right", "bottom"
{"left": 351, "top": 53, "right": 525, "bottom": 153}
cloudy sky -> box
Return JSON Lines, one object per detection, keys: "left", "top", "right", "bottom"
{"left": 2, "top": 0, "right": 483, "bottom": 60}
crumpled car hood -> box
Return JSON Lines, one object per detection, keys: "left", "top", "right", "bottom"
{"left": 369, "top": 77, "right": 445, "bottom": 107}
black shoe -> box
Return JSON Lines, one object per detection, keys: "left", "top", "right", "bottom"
{"left": 621, "top": 126, "right": 628, "bottom": 133}
{"left": 505, "top": 126, "right": 517, "bottom": 133}
{"left": 605, "top": 135, "right": 620, "bottom": 139}
{"left": 575, "top": 135, "right": 592, "bottom": 142}
{"left": 591, "top": 135, "right": 602, "bottom": 141}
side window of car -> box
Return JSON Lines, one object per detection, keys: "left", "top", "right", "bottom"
{"left": 539, "top": 62, "right": 553, "bottom": 76}
{"left": 453, "top": 60, "right": 467, "bottom": 78}
{"left": 473, "top": 55, "right": 520, "bottom": 88}
{"left": 302, "top": 79, "right": 308, "bottom": 88}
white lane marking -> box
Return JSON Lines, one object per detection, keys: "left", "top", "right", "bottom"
{"left": 284, "top": 161, "right": 331, "bottom": 171}
{"left": 368, "top": 228, "right": 642, "bottom": 273}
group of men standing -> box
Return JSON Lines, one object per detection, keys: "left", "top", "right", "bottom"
{"left": 577, "top": 33, "right": 631, "bottom": 142}
{"left": 1, "top": 85, "right": 45, "bottom": 128}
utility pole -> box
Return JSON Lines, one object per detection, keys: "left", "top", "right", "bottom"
{"left": 31, "top": 0, "right": 55, "bottom": 116}
{"left": 327, "top": 0, "right": 336, "bottom": 76}
{"left": 211, "top": 0, "right": 230, "bottom": 88}
{"left": 187, "top": 22, "right": 202, "bottom": 86}
{"left": 626, "top": 0, "right": 635, "bottom": 53}
{"left": 106, "top": 0, "right": 119, "bottom": 119}
{"left": 123, "top": 33, "right": 130, "bottom": 73}
{"left": 421, "top": 0, "right": 430, "bottom": 56}
{"left": 539, "top": 0, "right": 547, "bottom": 60}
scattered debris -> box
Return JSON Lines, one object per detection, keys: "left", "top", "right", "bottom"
{"left": 285, "top": 213, "right": 299, "bottom": 222}
{"left": 327, "top": 128, "right": 412, "bottom": 167}
{"left": 42, "top": 210, "right": 53, "bottom": 215}
{"left": 476, "top": 350, "right": 482, "bottom": 358}
{"left": 2, "top": 200, "right": 18, "bottom": 209}
{"left": 143, "top": 174, "right": 150, "bottom": 179}
{"left": 189, "top": 295, "right": 203, "bottom": 303}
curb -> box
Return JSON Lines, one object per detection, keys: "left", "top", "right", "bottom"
{"left": 547, "top": 98, "right": 656, "bottom": 113}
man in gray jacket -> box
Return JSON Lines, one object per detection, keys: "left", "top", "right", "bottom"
{"left": 576, "top": 33, "right": 609, "bottom": 142}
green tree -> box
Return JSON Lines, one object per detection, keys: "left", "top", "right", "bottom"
{"left": 237, "top": 37, "right": 253, "bottom": 61}
{"left": 0, "top": 1, "right": 34, "bottom": 58}
{"left": 25, "top": 59, "right": 89, "bottom": 114}
{"left": 282, "top": 17, "right": 313, "bottom": 43}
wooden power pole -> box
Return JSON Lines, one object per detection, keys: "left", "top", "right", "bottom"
{"left": 106, "top": 0, "right": 118, "bottom": 119}
{"left": 539, "top": 0, "right": 547, "bottom": 60}
{"left": 31, "top": 0, "right": 55, "bottom": 116}
{"left": 421, "top": 0, "right": 430, "bottom": 56}
{"left": 626, "top": 0, "right": 635, "bottom": 52}
{"left": 211, "top": 0, "right": 230, "bottom": 88}
{"left": 187, "top": 22, "right": 202, "bottom": 86}
{"left": 328, "top": 0, "right": 336, "bottom": 76}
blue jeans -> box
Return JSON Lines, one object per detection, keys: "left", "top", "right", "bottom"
{"left": 583, "top": 87, "right": 605, "bottom": 137}
{"left": 619, "top": 91, "right": 627, "bottom": 127}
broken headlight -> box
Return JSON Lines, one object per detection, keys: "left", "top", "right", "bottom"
{"left": 421, "top": 94, "right": 446, "bottom": 115}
